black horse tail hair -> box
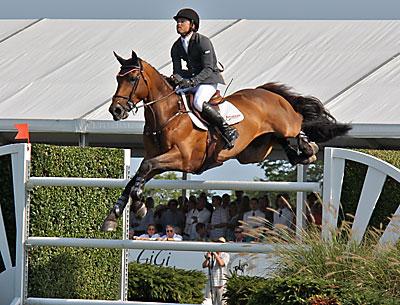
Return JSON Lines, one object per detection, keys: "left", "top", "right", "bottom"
{"left": 256, "top": 82, "right": 351, "bottom": 143}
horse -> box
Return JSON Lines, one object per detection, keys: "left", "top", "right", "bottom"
{"left": 101, "top": 50, "right": 351, "bottom": 231}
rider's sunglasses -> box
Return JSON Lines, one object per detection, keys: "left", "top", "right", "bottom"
{"left": 166, "top": 230, "right": 174, "bottom": 233}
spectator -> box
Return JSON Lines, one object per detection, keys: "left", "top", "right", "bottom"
{"left": 195, "top": 222, "right": 209, "bottom": 241}
{"left": 226, "top": 203, "right": 240, "bottom": 241}
{"left": 178, "top": 195, "right": 189, "bottom": 213}
{"left": 202, "top": 237, "right": 230, "bottom": 305}
{"left": 199, "top": 192, "right": 213, "bottom": 213}
{"left": 136, "top": 224, "right": 160, "bottom": 240}
{"left": 258, "top": 194, "right": 273, "bottom": 229}
{"left": 242, "top": 197, "right": 264, "bottom": 228}
{"left": 306, "top": 192, "right": 322, "bottom": 227}
{"left": 232, "top": 226, "right": 249, "bottom": 242}
{"left": 209, "top": 195, "right": 228, "bottom": 240}
{"left": 161, "top": 224, "right": 183, "bottom": 241}
{"left": 185, "top": 195, "right": 211, "bottom": 240}
{"left": 154, "top": 204, "right": 167, "bottom": 233}
{"left": 238, "top": 195, "right": 250, "bottom": 220}
{"left": 233, "top": 190, "right": 244, "bottom": 206}
{"left": 273, "top": 193, "right": 295, "bottom": 232}
{"left": 221, "top": 193, "right": 231, "bottom": 209}
{"left": 160, "top": 199, "right": 185, "bottom": 232}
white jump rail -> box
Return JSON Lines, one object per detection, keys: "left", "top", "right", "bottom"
{"left": 3, "top": 143, "right": 399, "bottom": 305}
{"left": 322, "top": 147, "right": 400, "bottom": 244}
{"left": 27, "top": 177, "right": 320, "bottom": 192}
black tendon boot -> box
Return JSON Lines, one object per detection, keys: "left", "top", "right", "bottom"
{"left": 202, "top": 102, "right": 239, "bottom": 149}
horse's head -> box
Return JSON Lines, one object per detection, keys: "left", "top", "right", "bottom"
{"left": 109, "top": 50, "right": 148, "bottom": 121}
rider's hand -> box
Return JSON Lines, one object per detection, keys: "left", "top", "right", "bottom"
{"left": 171, "top": 73, "right": 183, "bottom": 84}
{"left": 177, "top": 78, "right": 193, "bottom": 89}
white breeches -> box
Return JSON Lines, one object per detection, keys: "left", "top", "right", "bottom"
{"left": 191, "top": 84, "right": 218, "bottom": 111}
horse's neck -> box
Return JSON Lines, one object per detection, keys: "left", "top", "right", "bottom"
{"left": 142, "top": 62, "right": 180, "bottom": 126}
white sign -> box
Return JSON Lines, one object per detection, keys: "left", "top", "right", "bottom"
{"left": 128, "top": 249, "right": 277, "bottom": 277}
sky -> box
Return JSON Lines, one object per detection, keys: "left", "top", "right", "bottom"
{"left": 1, "top": 0, "right": 400, "bottom": 20}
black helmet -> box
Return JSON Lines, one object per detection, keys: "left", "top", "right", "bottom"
{"left": 173, "top": 8, "right": 200, "bottom": 31}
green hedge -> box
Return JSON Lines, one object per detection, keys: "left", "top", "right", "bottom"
{"left": 226, "top": 275, "right": 400, "bottom": 305}
{"left": 341, "top": 149, "right": 400, "bottom": 228}
{"left": 28, "top": 144, "right": 124, "bottom": 299}
{"left": 128, "top": 263, "right": 207, "bottom": 303}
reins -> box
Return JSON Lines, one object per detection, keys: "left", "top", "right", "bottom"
{"left": 114, "top": 59, "right": 188, "bottom": 142}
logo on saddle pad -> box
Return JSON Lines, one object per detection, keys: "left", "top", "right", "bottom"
{"left": 180, "top": 92, "right": 244, "bottom": 131}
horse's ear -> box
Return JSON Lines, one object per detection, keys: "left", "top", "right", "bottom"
{"left": 131, "top": 50, "right": 138, "bottom": 61}
{"left": 113, "top": 51, "right": 126, "bottom": 65}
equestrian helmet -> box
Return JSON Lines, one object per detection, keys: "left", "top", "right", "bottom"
{"left": 173, "top": 8, "right": 200, "bottom": 31}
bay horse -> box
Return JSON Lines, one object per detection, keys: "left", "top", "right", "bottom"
{"left": 101, "top": 50, "right": 351, "bottom": 231}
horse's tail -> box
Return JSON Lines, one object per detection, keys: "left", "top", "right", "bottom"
{"left": 256, "top": 82, "right": 351, "bottom": 143}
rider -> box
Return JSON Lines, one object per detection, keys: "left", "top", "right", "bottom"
{"left": 171, "top": 8, "right": 239, "bottom": 150}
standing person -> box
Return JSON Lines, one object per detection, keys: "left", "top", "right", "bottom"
{"left": 160, "top": 199, "right": 185, "bottom": 232}
{"left": 171, "top": 8, "right": 238, "bottom": 150}
{"left": 242, "top": 198, "right": 264, "bottom": 229}
{"left": 273, "top": 193, "right": 295, "bottom": 233}
{"left": 209, "top": 195, "right": 228, "bottom": 240}
{"left": 202, "top": 237, "right": 230, "bottom": 305}
{"left": 185, "top": 196, "right": 211, "bottom": 240}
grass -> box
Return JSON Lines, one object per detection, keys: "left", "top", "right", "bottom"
{"left": 267, "top": 221, "right": 400, "bottom": 300}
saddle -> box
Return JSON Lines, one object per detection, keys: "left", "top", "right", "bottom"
{"left": 179, "top": 90, "right": 243, "bottom": 174}
{"left": 186, "top": 90, "right": 224, "bottom": 122}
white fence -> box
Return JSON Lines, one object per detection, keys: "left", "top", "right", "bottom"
{"left": 1, "top": 143, "right": 399, "bottom": 305}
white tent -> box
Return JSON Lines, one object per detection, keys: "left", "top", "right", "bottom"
{"left": 1, "top": 19, "right": 399, "bottom": 151}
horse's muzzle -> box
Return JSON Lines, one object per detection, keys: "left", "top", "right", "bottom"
{"left": 109, "top": 103, "right": 129, "bottom": 121}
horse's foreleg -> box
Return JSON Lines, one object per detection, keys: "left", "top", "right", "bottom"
{"left": 101, "top": 148, "right": 184, "bottom": 232}
{"left": 101, "top": 160, "right": 159, "bottom": 232}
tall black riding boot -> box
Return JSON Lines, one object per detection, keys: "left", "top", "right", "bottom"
{"left": 202, "top": 102, "right": 239, "bottom": 149}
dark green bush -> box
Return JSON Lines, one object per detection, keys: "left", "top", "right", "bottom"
{"left": 28, "top": 144, "right": 124, "bottom": 299}
{"left": 225, "top": 274, "right": 269, "bottom": 305}
{"left": 128, "top": 262, "right": 207, "bottom": 304}
{"left": 226, "top": 275, "right": 400, "bottom": 305}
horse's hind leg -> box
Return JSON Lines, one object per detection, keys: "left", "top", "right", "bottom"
{"left": 276, "top": 137, "right": 301, "bottom": 166}
{"left": 276, "top": 133, "right": 318, "bottom": 166}
{"left": 294, "top": 131, "right": 319, "bottom": 165}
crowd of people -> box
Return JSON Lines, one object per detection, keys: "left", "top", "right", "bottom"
{"left": 129, "top": 190, "right": 322, "bottom": 242}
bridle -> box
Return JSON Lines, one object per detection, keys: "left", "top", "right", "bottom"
{"left": 113, "top": 60, "right": 176, "bottom": 114}
{"left": 113, "top": 59, "right": 187, "bottom": 141}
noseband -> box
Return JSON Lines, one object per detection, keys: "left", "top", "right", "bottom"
{"left": 113, "top": 61, "right": 176, "bottom": 113}
{"left": 113, "top": 64, "right": 143, "bottom": 113}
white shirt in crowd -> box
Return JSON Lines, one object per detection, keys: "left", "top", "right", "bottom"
{"left": 243, "top": 209, "right": 265, "bottom": 228}
{"left": 161, "top": 233, "right": 183, "bottom": 241}
{"left": 209, "top": 207, "right": 228, "bottom": 240}
{"left": 185, "top": 208, "right": 211, "bottom": 240}
{"left": 273, "top": 207, "right": 294, "bottom": 229}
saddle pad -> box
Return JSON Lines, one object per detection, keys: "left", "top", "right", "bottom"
{"left": 181, "top": 93, "right": 244, "bottom": 131}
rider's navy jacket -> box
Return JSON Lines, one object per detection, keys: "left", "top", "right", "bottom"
{"left": 171, "top": 32, "right": 225, "bottom": 86}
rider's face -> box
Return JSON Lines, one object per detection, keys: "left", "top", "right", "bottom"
{"left": 176, "top": 18, "right": 192, "bottom": 36}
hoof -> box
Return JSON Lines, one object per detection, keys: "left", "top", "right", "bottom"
{"left": 299, "top": 154, "right": 317, "bottom": 165}
{"left": 101, "top": 219, "right": 118, "bottom": 232}
{"left": 101, "top": 213, "right": 118, "bottom": 232}
{"left": 309, "top": 142, "right": 319, "bottom": 155}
